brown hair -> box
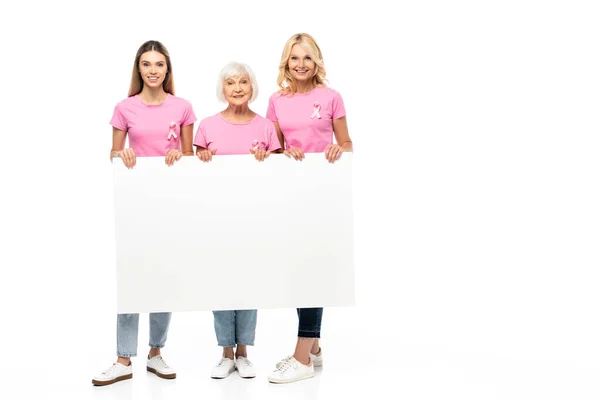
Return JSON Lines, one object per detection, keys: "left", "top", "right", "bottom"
{"left": 128, "top": 40, "right": 174, "bottom": 97}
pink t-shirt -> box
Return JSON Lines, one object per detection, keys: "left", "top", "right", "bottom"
{"left": 110, "top": 94, "right": 197, "bottom": 156}
{"left": 193, "top": 113, "right": 281, "bottom": 155}
{"left": 266, "top": 86, "right": 346, "bottom": 153}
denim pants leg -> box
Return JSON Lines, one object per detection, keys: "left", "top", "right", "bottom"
{"left": 234, "top": 310, "right": 257, "bottom": 346}
{"left": 149, "top": 312, "right": 172, "bottom": 349}
{"left": 213, "top": 310, "right": 257, "bottom": 347}
{"left": 297, "top": 308, "right": 323, "bottom": 338}
{"left": 213, "top": 311, "right": 236, "bottom": 347}
{"left": 117, "top": 313, "right": 139, "bottom": 357}
{"left": 117, "top": 312, "right": 172, "bottom": 357}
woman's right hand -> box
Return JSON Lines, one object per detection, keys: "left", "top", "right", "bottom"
{"left": 112, "top": 148, "right": 136, "bottom": 169}
{"left": 197, "top": 148, "right": 217, "bottom": 162}
{"left": 284, "top": 146, "right": 304, "bottom": 161}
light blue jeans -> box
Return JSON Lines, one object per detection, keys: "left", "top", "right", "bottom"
{"left": 117, "top": 313, "right": 171, "bottom": 357}
{"left": 213, "top": 310, "right": 257, "bottom": 348}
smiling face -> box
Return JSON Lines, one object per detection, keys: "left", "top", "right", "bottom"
{"left": 223, "top": 75, "right": 252, "bottom": 106}
{"left": 139, "top": 51, "right": 167, "bottom": 89}
{"left": 287, "top": 43, "right": 316, "bottom": 83}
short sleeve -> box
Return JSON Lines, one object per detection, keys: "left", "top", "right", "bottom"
{"left": 110, "top": 104, "right": 127, "bottom": 131}
{"left": 265, "top": 120, "right": 281, "bottom": 151}
{"left": 181, "top": 100, "right": 197, "bottom": 127}
{"left": 266, "top": 93, "right": 278, "bottom": 122}
{"left": 331, "top": 90, "right": 347, "bottom": 120}
{"left": 193, "top": 120, "right": 208, "bottom": 148}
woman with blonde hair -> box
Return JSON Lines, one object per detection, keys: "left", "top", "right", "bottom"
{"left": 266, "top": 33, "right": 353, "bottom": 384}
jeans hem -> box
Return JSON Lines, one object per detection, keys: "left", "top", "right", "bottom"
{"left": 297, "top": 331, "right": 321, "bottom": 338}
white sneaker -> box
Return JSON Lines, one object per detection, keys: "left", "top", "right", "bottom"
{"left": 211, "top": 358, "right": 235, "bottom": 379}
{"left": 275, "top": 355, "right": 293, "bottom": 369}
{"left": 92, "top": 362, "right": 133, "bottom": 386}
{"left": 147, "top": 355, "right": 176, "bottom": 379}
{"left": 310, "top": 351, "right": 323, "bottom": 367}
{"left": 276, "top": 350, "right": 322, "bottom": 368}
{"left": 235, "top": 356, "right": 256, "bottom": 378}
{"left": 268, "top": 356, "right": 315, "bottom": 384}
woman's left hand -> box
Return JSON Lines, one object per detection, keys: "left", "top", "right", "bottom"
{"left": 250, "top": 148, "right": 271, "bottom": 162}
{"left": 165, "top": 149, "right": 183, "bottom": 166}
{"left": 324, "top": 144, "right": 344, "bottom": 163}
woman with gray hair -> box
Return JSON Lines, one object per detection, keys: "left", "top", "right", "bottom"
{"left": 193, "top": 61, "right": 281, "bottom": 379}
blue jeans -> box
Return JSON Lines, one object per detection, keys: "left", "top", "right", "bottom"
{"left": 117, "top": 313, "right": 171, "bottom": 357}
{"left": 213, "top": 310, "right": 257, "bottom": 347}
{"left": 297, "top": 308, "right": 323, "bottom": 338}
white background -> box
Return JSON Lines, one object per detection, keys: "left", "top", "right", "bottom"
{"left": 1, "top": 0, "right": 599, "bottom": 399}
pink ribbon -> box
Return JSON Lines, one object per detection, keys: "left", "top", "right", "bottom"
{"left": 310, "top": 102, "right": 321, "bottom": 119}
{"left": 252, "top": 139, "right": 266, "bottom": 151}
{"left": 167, "top": 121, "right": 177, "bottom": 140}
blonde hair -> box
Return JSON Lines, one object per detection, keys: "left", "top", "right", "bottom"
{"left": 277, "top": 33, "right": 327, "bottom": 95}
{"left": 128, "top": 40, "right": 175, "bottom": 97}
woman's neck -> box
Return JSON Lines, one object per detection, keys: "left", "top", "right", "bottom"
{"left": 138, "top": 87, "right": 168, "bottom": 105}
{"left": 221, "top": 104, "right": 255, "bottom": 122}
{"left": 295, "top": 80, "right": 316, "bottom": 94}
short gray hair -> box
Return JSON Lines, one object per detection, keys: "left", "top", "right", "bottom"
{"left": 216, "top": 61, "right": 259, "bottom": 103}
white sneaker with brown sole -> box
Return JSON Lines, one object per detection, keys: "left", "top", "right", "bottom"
{"left": 92, "top": 362, "right": 133, "bottom": 386}
{"left": 147, "top": 355, "right": 176, "bottom": 379}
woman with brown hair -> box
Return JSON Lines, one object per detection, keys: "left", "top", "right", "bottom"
{"left": 92, "top": 40, "right": 196, "bottom": 386}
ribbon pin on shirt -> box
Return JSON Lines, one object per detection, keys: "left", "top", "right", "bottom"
{"left": 252, "top": 139, "right": 266, "bottom": 151}
{"left": 310, "top": 102, "right": 321, "bottom": 119}
{"left": 167, "top": 122, "right": 177, "bottom": 140}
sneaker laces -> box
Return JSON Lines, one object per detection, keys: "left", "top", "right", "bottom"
{"left": 217, "top": 358, "right": 231, "bottom": 367}
{"left": 238, "top": 357, "right": 252, "bottom": 366}
{"left": 275, "top": 357, "right": 297, "bottom": 373}
{"left": 277, "top": 355, "right": 292, "bottom": 366}
{"left": 101, "top": 363, "right": 120, "bottom": 376}
{"left": 153, "top": 355, "right": 170, "bottom": 369}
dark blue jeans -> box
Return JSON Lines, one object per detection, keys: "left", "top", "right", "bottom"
{"left": 297, "top": 307, "right": 323, "bottom": 338}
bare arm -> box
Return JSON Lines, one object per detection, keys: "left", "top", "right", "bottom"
{"left": 332, "top": 116, "right": 353, "bottom": 152}
{"left": 110, "top": 127, "right": 136, "bottom": 168}
{"left": 180, "top": 123, "right": 194, "bottom": 156}
{"left": 110, "top": 127, "right": 127, "bottom": 159}
{"left": 324, "top": 116, "right": 353, "bottom": 163}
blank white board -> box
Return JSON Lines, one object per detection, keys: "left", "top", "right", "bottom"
{"left": 113, "top": 153, "right": 354, "bottom": 313}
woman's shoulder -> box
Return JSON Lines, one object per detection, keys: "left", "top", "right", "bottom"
{"left": 168, "top": 94, "right": 193, "bottom": 107}
{"left": 316, "top": 85, "right": 342, "bottom": 97}
{"left": 198, "top": 112, "right": 222, "bottom": 125}
{"left": 114, "top": 95, "right": 138, "bottom": 108}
